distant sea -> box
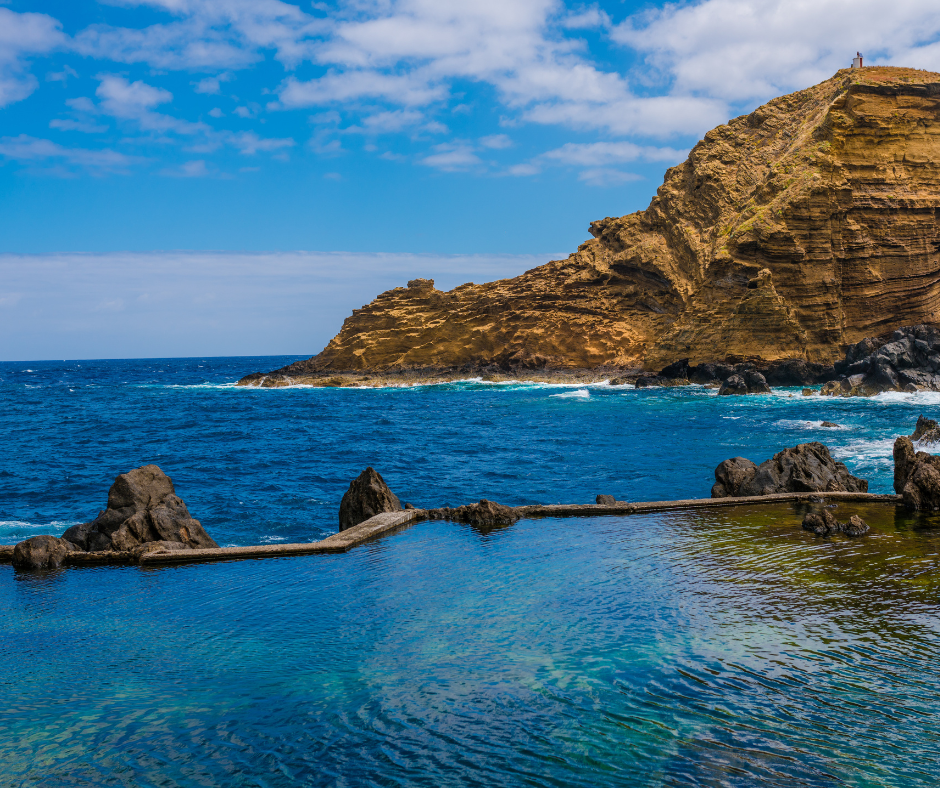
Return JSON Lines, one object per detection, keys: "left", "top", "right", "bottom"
{"left": 2, "top": 356, "right": 939, "bottom": 786}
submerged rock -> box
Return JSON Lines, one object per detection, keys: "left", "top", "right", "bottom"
{"left": 712, "top": 442, "right": 867, "bottom": 498}
{"left": 339, "top": 467, "right": 402, "bottom": 531}
{"left": 801, "top": 511, "right": 869, "bottom": 537}
{"left": 893, "top": 436, "right": 940, "bottom": 510}
{"left": 820, "top": 421, "right": 841, "bottom": 428}
{"left": 12, "top": 535, "right": 81, "bottom": 569}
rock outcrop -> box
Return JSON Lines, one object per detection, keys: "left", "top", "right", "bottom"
{"left": 893, "top": 435, "right": 940, "bottom": 510}
{"left": 821, "top": 325, "right": 940, "bottom": 396}
{"left": 910, "top": 414, "right": 940, "bottom": 445}
{"left": 242, "top": 67, "right": 940, "bottom": 385}
{"left": 11, "top": 465, "right": 216, "bottom": 569}
{"left": 61, "top": 465, "right": 217, "bottom": 552}
{"left": 339, "top": 467, "right": 402, "bottom": 531}
{"left": 712, "top": 442, "right": 868, "bottom": 497}
{"left": 426, "top": 500, "right": 519, "bottom": 527}
{"left": 718, "top": 371, "right": 771, "bottom": 395}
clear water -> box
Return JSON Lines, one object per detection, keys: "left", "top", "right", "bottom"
{"left": 2, "top": 358, "right": 940, "bottom": 786}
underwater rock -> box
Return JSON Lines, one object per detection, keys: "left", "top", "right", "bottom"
{"left": 893, "top": 436, "right": 940, "bottom": 510}
{"left": 12, "top": 535, "right": 81, "bottom": 569}
{"left": 718, "top": 371, "right": 771, "bottom": 396}
{"left": 62, "top": 465, "right": 217, "bottom": 552}
{"left": 801, "top": 511, "right": 869, "bottom": 536}
{"left": 712, "top": 442, "right": 867, "bottom": 497}
{"left": 339, "top": 466, "right": 402, "bottom": 531}
{"left": 426, "top": 500, "right": 519, "bottom": 527}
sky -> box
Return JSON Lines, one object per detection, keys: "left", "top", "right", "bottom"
{"left": 3, "top": 0, "right": 940, "bottom": 360}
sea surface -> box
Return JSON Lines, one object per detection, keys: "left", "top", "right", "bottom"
{"left": 2, "top": 356, "right": 939, "bottom": 786}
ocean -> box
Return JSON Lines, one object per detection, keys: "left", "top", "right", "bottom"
{"left": 2, "top": 356, "right": 938, "bottom": 786}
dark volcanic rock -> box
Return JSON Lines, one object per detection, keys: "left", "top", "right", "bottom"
{"left": 61, "top": 464, "right": 217, "bottom": 553}
{"left": 596, "top": 494, "right": 616, "bottom": 505}
{"left": 718, "top": 370, "right": 771, "bottom": 396}
{"left": 711, "top": 457, "right": 759, "bottom": 497}
{"left": 801, "top": 511, "right": 869, "bottom": 536}
{"left": 910, "top": 414, "right": 940, "bottom": 445}
{"left": 893, "top": 435, "right": 940, "bottom": 510}
{"left": 12, "top": 535, "right": 79, "bottom": 569}
{"left": 426, "top": 500, "right": 519, "bottom": 527}
{"left": 712, "top": 442, "right": 867, "bottom": 497}
{"left": 820, "top": 421, "right": 841, "bottom": 428}
{"left": 339, "top": 467, "right": 402, "bottom": 531}
{"left": 824, "top": 325, "right": 940, "bottom": 396}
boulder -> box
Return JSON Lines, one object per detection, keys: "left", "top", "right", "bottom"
{"left": 711, "top": 457, "right": 758, "bottom": 497}
{"left": 842, "top": 515, "right": 870, "bottom": 537}
{"left": 596, "top": 494, "right": 616, "bottom": 505}
{"left": 893, "top": 435, "right": 940, "bottom": 510}
{"left": 717, "top": 370, "right": 771, "bottom": 396}
{"left": 820, "top": 421, "right": 841, "bottom": 428}
{"left": 12, "top": 535, "right": 79, "bottom": 569}
{"left": 339, "top": 467, "right": 402, "bottom": 531}
{"left": 61, "top": 464, "right": 216, "bottom": 553}
{"left": 711, "top": 442, "right": 867, "bottom": 497}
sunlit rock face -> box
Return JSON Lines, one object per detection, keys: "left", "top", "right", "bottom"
{"left": 283, "top": 67, "right": 940, "bottom": 375}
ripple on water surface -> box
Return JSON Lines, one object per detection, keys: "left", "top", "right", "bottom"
{"left": 2, "top": 504, "right": 939, "bottom": 786}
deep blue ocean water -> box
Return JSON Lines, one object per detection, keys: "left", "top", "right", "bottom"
{"left": 2, "top": 357, "right": 939, "bottom": 786}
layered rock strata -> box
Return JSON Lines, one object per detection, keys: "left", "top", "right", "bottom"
{"left": 242, "top": 67, "right": 940, "bottom": 385}
{"left": 712, "top": 443, "right": 868, "bottom": 498}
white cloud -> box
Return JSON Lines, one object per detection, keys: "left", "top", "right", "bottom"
{"left": 228, "top": 131, "right": 294, "bottom": 155}
{"left": 47, "top": 65, "right": 79, "bottom": 83}
{"left": 479, "top": 133, "right": 512, "bottom": 149}
{"left": 577, "top": 168, "right": 641, "bottom": 187}
{"left": 0, "top": 134, "right": 142, "bottom": 173}
{"left": 276, "top": 70, "right": 447, "bottom": 108}
{"left": 209, "top": 107, "right": 224, "bottom": 117}
{"left": 0, "top": 8, "right": 65, "bottom": 107}
{"left": 49, "top": 118, "right": 109, "bottom": 134}
{"left": 94, "top": 75, "right": 207, "bottom": 135}
{"left": 540, "top": 141, "right": 686, "bottom": 167}
{"left": 615, "top": 0, "right": 940, "bottom": 103}
{"left": 161, "top": 159, "right": 210, "bottom": 177}
{"left": 194, "top": 73, "right": 232, "bottom": 94}
{"left": 420, "top": 142, "right": 483, "bottom": 171}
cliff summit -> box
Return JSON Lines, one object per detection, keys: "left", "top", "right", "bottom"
{"left": 247, "top": 67, "right": 940, "bottom": 384}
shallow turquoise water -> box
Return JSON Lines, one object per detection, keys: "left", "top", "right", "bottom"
{"left": 2, "top": 357, "right": 940, "bottom": 786}
{"left": 3, "top": 507, "right": 938, "bottom": 787}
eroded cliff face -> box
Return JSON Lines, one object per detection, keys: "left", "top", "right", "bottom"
{"left": 280, "top": 67, "right": 940, "bottom": 376}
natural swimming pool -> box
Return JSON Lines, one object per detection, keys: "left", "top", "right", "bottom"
{"left": 3, "top": 503, "right": 939, "bottom": 787}
{"left": 3, "top": 357, "right": 940, "bottom": 786}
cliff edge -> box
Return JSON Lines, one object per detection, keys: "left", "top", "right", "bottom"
{"left": 249, "top": 67, "right": 940, "bottom": 383}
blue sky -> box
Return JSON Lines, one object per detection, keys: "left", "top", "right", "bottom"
{"left": 2, "top": 0, "right": 940, "bottom": 359}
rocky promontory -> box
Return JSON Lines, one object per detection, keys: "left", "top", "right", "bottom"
{"left": 241, "top": 67, "right": 940, "bottom": 387}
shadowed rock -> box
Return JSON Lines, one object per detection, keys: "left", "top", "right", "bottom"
{"left": 12, "top": 535, "right": 81, "bottom": 569}
{"left": 712, "top": 442, "right": 867, "bottom": 497}
{"left": 801, "top": 511, "right": 869, "bottom": 536}
{"left": 596, "top": 494, "right": 616, "bottom": 505}
{"left": 893, "top": 435, "right": 940, "bottom": 510}
{"left": 339, "top": 467, "right": 402, "bottom": 531}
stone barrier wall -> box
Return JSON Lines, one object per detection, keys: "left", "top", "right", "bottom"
{"left": 0, "top": 492, "right": 902, "bottom": 568}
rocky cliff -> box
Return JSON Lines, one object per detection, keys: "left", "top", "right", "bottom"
{"left": 247, "top": 67, "right": 940, "bottom": 384}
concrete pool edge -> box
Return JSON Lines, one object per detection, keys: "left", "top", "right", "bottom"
{"left": 0, "top": 492, "right": 903, "bottom": 567}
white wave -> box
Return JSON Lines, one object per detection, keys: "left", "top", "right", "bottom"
{"left": 0, "top": 520, "right": 79, "bottom": 534}
{"left": 775, "top": 419, "right": 849, "bottom": 430}
{"left": 829, "top": 437, "right": 897, "bottom": 468}
{"left": 22, "top": 369, "right": 34, "bottom": 372}
{"left": 549, "top": 389, "right": 590, "bottom": 399}
{"left": 259, "top": 535, "right": 288, "bottom": 543}
{"left": 872, "top": 390, "right": 940, "bottom": 405}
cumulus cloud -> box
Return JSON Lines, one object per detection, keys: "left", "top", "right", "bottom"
{"left": 509, "top": 139, "right": 687, "bottom": 184}
{"left": 0, "top": 8, "right": 65, "bottom": 107}
{"left": 420, "top": 142, "right": 484, "bottom": 171}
